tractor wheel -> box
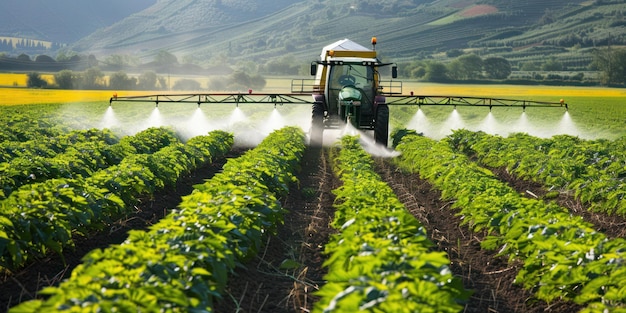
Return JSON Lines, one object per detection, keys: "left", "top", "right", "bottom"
{"left": 310, "top": 102, "right": 324, "bottom": 147}
{"left": 374, "top": 105, "right": 389, "bottom": 147}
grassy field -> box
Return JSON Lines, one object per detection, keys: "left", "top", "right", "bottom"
{"left": 1, "top": 76, "right": 624, "bottom": 140}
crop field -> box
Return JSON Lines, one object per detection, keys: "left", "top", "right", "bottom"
{"left": 0, "top": 82, "right": 625, "bottom": 312}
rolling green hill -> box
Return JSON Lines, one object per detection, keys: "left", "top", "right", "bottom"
{"left": 3, "top": 0, "right": 625, "bottom": 71}
{"left": 69, "top": 0, "right": 624, "bottom": 70}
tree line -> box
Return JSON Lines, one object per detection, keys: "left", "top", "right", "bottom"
{"left": 27, "top": 68, "right": 266, "bottom": 91}
{"left": 13, "top": 46, "right": 626, "bottom": 89}
{"left": 397, "top": 48, "right": 626, "bottom": 86}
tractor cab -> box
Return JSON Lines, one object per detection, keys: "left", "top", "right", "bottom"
{"left": 326, "top": 61, "right": 377, "bottom": 128}
{"left": 308, "top": 38, "right": 396, "bottom": 146}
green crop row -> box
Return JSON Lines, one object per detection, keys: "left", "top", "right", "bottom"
{"left": 314, "top": 135, "right": 469, "bottom": 313}
{"left": 0, "top": 127, "right": 184, "bottom": 200}
{"left": 0, "top": 111, "right": 69, "bottom": 143}
{"left": 393, "top": 131, "right": 626, "bottom": 312}
{"left": 0, "top": 129, "right": 233, "bottom": 271}
{"left": 0, "top": 128, "right": 118, "bottom": 163}
{"left": 9, "top": 126, "right": 305, "bottom": 312}
{"left": 448, "top": 130, "right": 626, "bottom": 215}
{"left": 1, "top": 126, "right": 179, "bottom": 203}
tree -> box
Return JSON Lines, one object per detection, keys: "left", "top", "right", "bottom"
{"left": 483, "top": 57, "right": 512, "bottom": 79}
{"left": 35, "top": 55, "right": 55, "bottom": 63}
{"left": 17, "top": 54, "right": 31, "bottom": 62}
{"left": 157, "top": 77, "right": 168, "bottom": 90}
{"left": 27, "top": 72, "right": 47, "bottom": 88}
{"left": 592, "top": 47, "right": 626, "bottom": 85}
{"left": 138, "top": 71, "right": 158, "bottom": 90}
{"left": 81, "top": 67, "right": 105, "bottom": 89}
{"left": 446, "top": 59, "right": 464, "bottom": 80}
{"left": 228, "top": 71, "right": 266, "bottom": 90}
{"left": 542, "top": 58, "right": 563, "bottom": 71}
{"left": 109, "top": 71, "right": 136, "bottom": 90}
{"left": 424, "top": 62, "right": 449, "bottom": 82}
{"left": 104, "top": 54, "right": 138, "bottom": 70}
{"left": 520, "top": 61, "right": 541, "bottom": 71}
{"left": 262, "top": 56, "right": 299, "bottom": 75}
{"left": 457, "top": 54, "right": 483, "bottom": 79}
{"left": 56, "top": 50, "right": 77, "bottom": 62}
{"left": 54, "top": 70, "right": 74, "bottom": 89}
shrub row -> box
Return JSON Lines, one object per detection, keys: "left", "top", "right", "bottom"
{"left": 0, "top": 112, "right": 67, "bottom": 143}
{"left": 0, "top": 128, "right": 117, "bottom": 163}
{"left": 9, "top": 126, "right": 305, "bottom": 312}
{"left": 0, "top": 127, "right": 184, "bottom": 200}
{"left": 394, "top": 131, "right": 626, "bottom": 312}
{"left": 0, "top": 129, "right": 233, "bottom": 271}
{"left": 448, "top": 130, "right": 626, "bottom": 215}
{"left": 315, "top": 135, "right": 469, "bottom": 312}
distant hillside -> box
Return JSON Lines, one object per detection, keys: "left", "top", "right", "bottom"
{"left": 2, "top": 0, "right": 625, "bottom": 72}
{"left": 0, "top": 0, "right": 155, "bottom": 44}
{"left": 68, "top": 0, "right": 625, "bottom": 70}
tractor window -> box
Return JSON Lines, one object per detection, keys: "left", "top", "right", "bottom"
{"left": 329, "top": 64, "right": 373, "bottom": 90}
{"left": 328, "top": 64, "right": 375, "bottom": 114}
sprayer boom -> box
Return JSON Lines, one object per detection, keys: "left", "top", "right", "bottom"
{"left": 110, "top": 92, "right": 567, "bottom": 110}
{"left": 109, "top": 92, "right": 314, "bottom": 107}
{"left": 385, "top": 95, "right": 567, "bottom": 110}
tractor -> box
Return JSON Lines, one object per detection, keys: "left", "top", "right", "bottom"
{"left": 306, "top": 37, "right": 396, "bottom": 147}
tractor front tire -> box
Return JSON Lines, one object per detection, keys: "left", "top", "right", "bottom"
{"left": 310, "top": 102, "right": 324, "bottom": 147}
{"left": 374, "top": 105, "right": 389, "bottom": 147}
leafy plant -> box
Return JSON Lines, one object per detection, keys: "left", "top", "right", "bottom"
{"left": 315, "top": 135, "right": 469, "bottom": 312}
{"left": 8, "top": 127, "right": 304, "bottom": 312}
{"left": 393, "top": 130, "right": 626, "bottom": 311}
{"left": 0, "top": 130, "right": 233, "bottom": 271}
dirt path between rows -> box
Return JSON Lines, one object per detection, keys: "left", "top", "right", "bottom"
{"left": 213, "top": 147, "right": 338, "bottom": 313}
{"left": 489, "top": 167, "right": 626, "bottom": 239}
{"left": 374, "top": 157, "right": 583, "bottom": 313}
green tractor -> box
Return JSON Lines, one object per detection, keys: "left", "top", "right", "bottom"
{"left": 308, "top": 37, "right": 398, "bottom": 147}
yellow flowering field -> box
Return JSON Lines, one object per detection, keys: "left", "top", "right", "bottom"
{"left": 0, "top": 87, "right": 152, "bottom": 105}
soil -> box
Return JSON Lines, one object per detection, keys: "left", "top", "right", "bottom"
{"left": 1, "top": 146, "right": 617, "bottom": 312}
{"left": 489, "top": 166, "right": 626, "bottom": 239}
{"left": 374, "top": 159, "right": 582, "bottom": 313}
{"left": 460, "top": 5, "right": 499, "bottom": 17}
{"left": 213, "top": 147, "right": 338, "bottom": 313}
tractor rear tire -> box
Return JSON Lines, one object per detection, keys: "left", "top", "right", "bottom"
{"left": 374, "top": 105, "right": 389, "bottom": 147}
{"left": 310, "top": 102, "right": 324, "bottom": 147}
